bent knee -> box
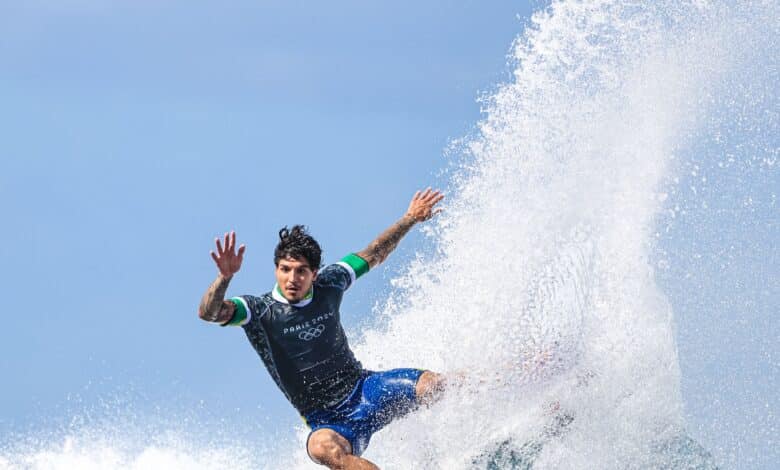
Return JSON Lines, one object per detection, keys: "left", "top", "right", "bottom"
{"left": 415, "top": 371, "right": 446, "bottom": 404}
{"left": 308, "top": 429, "right": 352, "bottom": 466}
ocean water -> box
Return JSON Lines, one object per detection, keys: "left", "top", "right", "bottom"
{"left": 2, "top": 0, "right": 776, "bottom": 468}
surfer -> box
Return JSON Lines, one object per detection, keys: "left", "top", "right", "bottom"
{"left": 198, "top": 188, "right": 446, "bottom": 470}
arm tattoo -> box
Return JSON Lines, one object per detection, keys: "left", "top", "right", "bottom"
{"left": 198, "top": 274, "right": 234, "bottom": 323}
{"left": 358, "top": 215, "right": 417, "bottom": 268}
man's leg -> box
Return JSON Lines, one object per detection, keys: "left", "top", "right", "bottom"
{"left": 307, "top": 428, "right": 379, "bottom": 470}
{"left": 414, "top": 371, "right": 448, "bottom": 405}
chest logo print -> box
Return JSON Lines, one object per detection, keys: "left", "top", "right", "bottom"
{"left": 298, "top": 324, "right": 326, "bottom": 341}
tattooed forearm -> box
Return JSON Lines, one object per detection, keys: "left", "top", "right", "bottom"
{"left": 198, "top": 274, "right": 235, "bottom": 323}
{"left": 357, "top": 215, "right": 417, "bottom": 268}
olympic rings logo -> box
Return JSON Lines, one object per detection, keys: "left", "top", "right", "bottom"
{"left": 298, "top": 324, "right": 326, "bottom": 341}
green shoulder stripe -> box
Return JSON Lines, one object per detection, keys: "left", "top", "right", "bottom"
{"left": 341, "top": 253, "right": 370, "bottom": 279}
{"left": 224, "top": 297, "right": 250, "bottom": 326}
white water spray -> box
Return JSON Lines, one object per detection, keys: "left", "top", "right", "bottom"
{"left": 291, "top": 1, "right": 776, "bottom": 468}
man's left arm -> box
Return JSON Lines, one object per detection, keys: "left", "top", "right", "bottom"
{"left": 356, "top": 188, "right": 444, "bottom": 269}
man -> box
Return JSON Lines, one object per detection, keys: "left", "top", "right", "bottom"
{"left": 198, "top": 188, "right": 446, "bottom": 470}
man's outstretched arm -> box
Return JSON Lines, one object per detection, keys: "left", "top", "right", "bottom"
{"left": 198, "top": 231, "right": 245, "bottom": 324}
{"left": 199, "top": 274, "right": 235, "bottom": 323}
{"left": 356, "top": 188, "right": 444, "bottom": 269}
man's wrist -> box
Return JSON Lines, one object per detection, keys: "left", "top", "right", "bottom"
{"left": 402, "top": 213, "right": 419, "bottom": 224}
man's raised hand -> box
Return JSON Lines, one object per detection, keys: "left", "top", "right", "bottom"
{"left": 405, "top": 188, "right": 445, "bottom": 223}
{"left": 210, "top": 231, "right": 246, "bottom": 278}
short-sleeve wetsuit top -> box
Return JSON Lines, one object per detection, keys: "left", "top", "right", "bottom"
{"left": 222, "top": 254, "right": 369, "bottom": 415}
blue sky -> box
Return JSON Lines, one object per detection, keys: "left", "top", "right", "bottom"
{"left": 0, "top": 0, "right": 534, "bottom": 439}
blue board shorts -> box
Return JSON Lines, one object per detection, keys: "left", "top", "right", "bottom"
{"left": 304, "top": 368, "right": 425, "bottom": 458}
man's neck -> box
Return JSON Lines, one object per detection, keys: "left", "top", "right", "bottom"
{"left": 272, "top": 284, "right": 314, "bottom": 307}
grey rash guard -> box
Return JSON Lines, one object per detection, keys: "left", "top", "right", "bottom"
{"left": 222, "top": 254, "right": 369, "bottom": 415}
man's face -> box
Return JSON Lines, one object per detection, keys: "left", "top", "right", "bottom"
{"left": 275, "top": 256, "right": 317, "bottom": 302}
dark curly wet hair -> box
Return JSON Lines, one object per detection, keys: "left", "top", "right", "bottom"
{"left": 274, "top": 225, "right": 322, "bottom": 269}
